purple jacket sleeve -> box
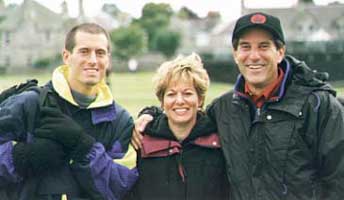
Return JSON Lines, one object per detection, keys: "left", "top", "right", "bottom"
{"left": 71, "top": 142, "right": 138, "bottom": 200}
{"left": 0, "top": 142, "right": 21, "bottom": 186}
{"left": 0, "top": 91, "right": 40, "bottom": 186}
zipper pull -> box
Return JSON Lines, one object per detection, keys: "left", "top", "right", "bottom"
{"left": 256, "top": 108, "right": 261, "bottom": 116}
{"left": 178, "top": 163, "right": 186, "bottom": 182}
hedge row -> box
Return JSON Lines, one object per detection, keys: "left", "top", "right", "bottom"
{"left": 203, "top": 52, "right": 344, "bottom": 83}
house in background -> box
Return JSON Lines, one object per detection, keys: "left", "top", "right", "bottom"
{"left": 202, "top": 0, "right": 344, "bottom": 82}
{"left": 205, "top": 0, "right": 344, "bottom": 58}
{"left": 243, "top": 2, "right": 344, "bottom": 42}
{"left": 0, "top": 0, "right": 129, "bottom": 73}
{"left": 77, "top": 2, "right": 132, "bottom": 31}
{"left": 170, "top": 10, "right": 222, "bottom": 55}
{"left": 241, "top": 0, "right": 344, "bottom": 67}
{"left": 0, "top": 0, "right": 76, "bottom": 73}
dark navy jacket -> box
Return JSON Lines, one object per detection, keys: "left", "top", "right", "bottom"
{"left": 0, "top": 65, "right": 138, "bottom": 200}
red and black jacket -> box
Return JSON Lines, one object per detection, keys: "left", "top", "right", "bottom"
{"left": 126, "top": 112, "right": 230, "bottom": 200}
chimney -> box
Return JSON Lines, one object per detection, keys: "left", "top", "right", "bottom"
{"left": 79, "top": 0, "right": 85, "bottom": 17}
{"left": 61, "top": 0, "right": 68, "bottom": 18}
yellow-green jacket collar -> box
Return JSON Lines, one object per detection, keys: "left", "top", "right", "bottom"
{"left": 52, "top": 65, "right": 113, "bottom": 109}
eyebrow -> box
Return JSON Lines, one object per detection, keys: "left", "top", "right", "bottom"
{"left": 238, "top": 40, "right": 272, "bottom": 45}
{"left": 77, "top": 47, "right": 108, "bottom": 52}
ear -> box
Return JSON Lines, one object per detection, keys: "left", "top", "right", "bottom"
{"left": 62, "top": 49, "right": 71, "bottom": 65}
{"left": 277, "top": 46, "right": 286, "bottom": 63}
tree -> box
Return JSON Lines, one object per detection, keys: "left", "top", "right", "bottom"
{"left": 110, "top": 25, "right": 147, "bottom": 61}
{"left": 152, "top": 29, "right": 181, "bottom": 58}
{"left": 138, "top": 3, "right": 173, "bottom": 50}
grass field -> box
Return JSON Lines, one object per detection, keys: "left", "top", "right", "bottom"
{"left": 0, "top": 71, "right": 342, "bottom": 117}
{"left": 109, "top": 72, "right": 231, "bottom": 116}
{"left": 0, "top": 71, "right": 230, "bottom": 116}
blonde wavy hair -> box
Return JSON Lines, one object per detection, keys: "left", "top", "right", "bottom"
{"left": 153, "top": 53, "right": 210, "bottom": 109}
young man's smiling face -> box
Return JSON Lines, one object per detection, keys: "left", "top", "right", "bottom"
{"left": 63, "top": 31, "right": 110, "bottom": 95}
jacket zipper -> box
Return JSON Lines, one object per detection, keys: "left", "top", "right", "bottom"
{"left": 256, "top": 108, "right": 261, "bottom": 117}
{"left": 177, "top": 150, "right": 187, "bottom": 182}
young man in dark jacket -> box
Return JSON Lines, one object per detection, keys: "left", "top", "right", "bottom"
{"left": 0, "top": 23, "right": 138, "bottom": 200}
{"left": 133, "top": 12, "right": 344, "bottom": 200}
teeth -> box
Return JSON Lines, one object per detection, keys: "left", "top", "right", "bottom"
{"left": 174, "top": 108, "right": 188, "bottom": 113}
{"left": 246, "top": 65, "right": 264, "bottom": 69}
{"left": 85, "top": 68, "right": 98, "bottom": 71}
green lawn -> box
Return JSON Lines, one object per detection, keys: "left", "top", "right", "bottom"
{"left": 0, "top": 71, "right": 230, "bottom": 117}
{"left": 0, "top": 71, "right": 343, "bottom": 117}
{"left": 109, "top": 72, "right": 231, "bottom": 116}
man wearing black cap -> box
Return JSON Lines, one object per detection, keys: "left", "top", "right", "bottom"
{"left": 132, "top": 12, "right": 344, "bottom": 199}
{"left": 206, "top": 12, "right": 344, "bottom": 199}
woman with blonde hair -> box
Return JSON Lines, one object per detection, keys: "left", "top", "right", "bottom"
{"left": 126, "top": 53, "right": 229, "bottom": 200}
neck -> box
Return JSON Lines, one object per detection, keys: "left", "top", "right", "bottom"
{"left": 168, "top": 120, "right": 196, "bottom": 142}
{"left": 68, "top": 80, "right": 97, "bottom": 96}
{"left": 246, "top": 71, "right": 279, "bottom": 96}
{"left": 247, "top": 85, "right": 265, "bottom": 96}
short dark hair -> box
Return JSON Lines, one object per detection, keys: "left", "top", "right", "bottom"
{"left": 64, "top": 23, "right": 111, "bottom": 53}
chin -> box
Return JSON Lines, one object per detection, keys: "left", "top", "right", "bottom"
{"left": 84, "top": 80, "right": 100, "bottom": 86}
{"left": 173, "top": 117, "right": 194, "bottom": 125}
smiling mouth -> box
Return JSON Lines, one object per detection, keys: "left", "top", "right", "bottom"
{"left": 84, "top": 68, "right": 99, "bottom": 72}
{"left": 245, "top": 64, "right": 265, "bottom": 69}
{"left": 173, "top": 108, "right": 189, "bottom": 114}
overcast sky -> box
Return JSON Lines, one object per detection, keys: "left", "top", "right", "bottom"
{"left": 4, "top": 0, "right": 344, "bottom": 22}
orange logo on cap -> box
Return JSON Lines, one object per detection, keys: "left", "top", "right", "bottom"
{"left": 250, "top": 14, "right": 266, "bottom": 24}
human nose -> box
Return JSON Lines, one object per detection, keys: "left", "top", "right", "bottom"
{"left": 248, "top": 48, "right": 261, "bottom": 61}
{"left": 175, "top": 93, "right": 185, "bottom": 104}
{"left": 88, "top": 51, "right": 97, "bottom": 64}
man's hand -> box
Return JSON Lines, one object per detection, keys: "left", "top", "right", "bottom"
{"left": 131, "top": 114, "right": 153, "bottom": 150}
{"left": 12, "top": 138, "right": 67, "bottom": 177}
{"left": 35, "top": 107, "right": 95, "bottom": 161}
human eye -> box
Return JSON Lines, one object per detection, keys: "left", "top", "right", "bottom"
{"left": 165, "top": 91, "right": 175, "bottom": 97}
{"left": 96, "top": 50, "right": 107, "bottom": 57}
{"left": 260, "top": 42, "right": 271, "bottom": 50}
{"left": 79, "top": 48, "right": 89, "bottom": 55}
{"left": 184, "top": 90, "right": 195, "bottom": 96}
{"left": 239, "top": 43, "right": 250, "bottom": 51}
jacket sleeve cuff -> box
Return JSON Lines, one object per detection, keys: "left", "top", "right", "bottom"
{"left": 72, "top": 142, "right": 138, "bottom": 200}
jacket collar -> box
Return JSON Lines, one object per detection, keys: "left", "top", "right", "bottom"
{"left": 232, "top": 55, "right": 335, "bottom": 117}
{"left": 51, "top": 65, "right": 114, "bottom": 108}
{"left": 144, "top": 112, "right": 217, "bottom": 142}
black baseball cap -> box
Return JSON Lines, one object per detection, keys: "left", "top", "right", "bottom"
{"left": 232, "top": 12, "right": 285, "bottom": 45}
